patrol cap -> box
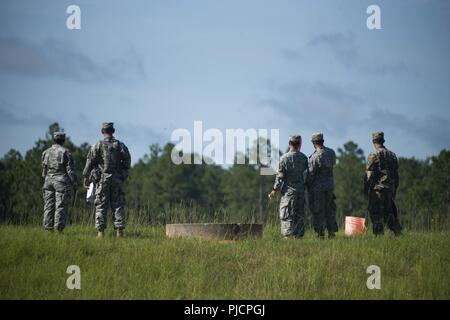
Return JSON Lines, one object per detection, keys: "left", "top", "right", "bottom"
{"left": 102, "top": 122, "right": 114, "bottom": 130}
{"left": 311, "top": 132, "right": 324, "bottom": 142}
{"left": 289, "top": 135, "right": 302, "bottom": 144}
{"left": 53, "top": 131, "right": 66, "bottom": 140}
{"left": 372, "top": 131, "right": 385, "bottom": 141}
{"left": 101, "top": 122, "right": 115, "bottom": 133}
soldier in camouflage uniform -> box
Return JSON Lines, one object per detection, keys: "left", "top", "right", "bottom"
{"left": 41, "top": 132, "right": 76, "bottom": 233}
{"left": 269, "top": 135, "right": 308, "bottom": 238}
{"left": 364, "top": 132, "right": 402, "bottom": 236}
{"left": 306, "top": 133, "right": 338, "bottom": 238}
{"left": 83, "top": 123, "right": 131, "bottom": 238}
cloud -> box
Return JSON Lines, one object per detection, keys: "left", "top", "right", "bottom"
{"left": 307, "top": 32, "right": 359, "bottom": 67}
{"left": 0, "top": 37, "right": 147, "bottom": 82}
{"left": 261, "top": 77, "right": 449, "bottom": 147}
{"left": 259, "top": 80, "right": 364, "bottom": 138}
{"left": 303, "top": 32, "right": 417, "bottom": 77}
{"left": 0, "top": 104, "right": 166, "bottom": 163}
{"left": 281, "top": 49, "right": 304, "bottom": 61}
{"left": 0, "top": 101, "right": 54, "bottom": 126}
{"left": 359, "top": 60, "right": 419, "bottom": 77}
{"left": 363, "top": 108, "right": 450, "bottom": 150}
{"left": 112, "top": 122, "right": 166, "bottom": 163}
{"left": 277, "top": 80, "right": 363, "bottom": 105}
{"left": 259, "top": 80, "right": 449, "bottom": 157}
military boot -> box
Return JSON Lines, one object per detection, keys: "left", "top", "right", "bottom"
{"left": 56, "top": 226, "right": 64, "bottom": 235}
{"left": 97, "top": 230, "right": 105, "bottom": 238}
{"left": 393, "top": 230, "right": 403, "bottom": 237}
{"left": 116, "top": 228, "right": 124, "bottom": 238}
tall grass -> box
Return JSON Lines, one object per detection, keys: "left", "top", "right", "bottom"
{"left": 0, "top": 224, "right": 448, "bottom": 299}
{"left": 9, "top": 198, "right": 449, "bottom": 232}
{"left": 71, "top": 203, "right": 449, "bottom": 232}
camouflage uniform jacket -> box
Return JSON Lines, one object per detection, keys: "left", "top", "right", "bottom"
{"left": 365, "top": 146, "right": 399, "bottom": 193}
{"left": 41, "top": 144, "right": 76, "bottom": 184}
{"left": 273, "top": 150, "right": 308, "bottom": 193}
{"left": 83, "top": 136, "right": 131, "bottom": 183}
{"left": 307, "top": 146, "right": 336, "bottom": 192}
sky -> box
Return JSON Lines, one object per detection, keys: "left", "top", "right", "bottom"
{"left": 0, "top": 0, "right": 449, "bottom": 164}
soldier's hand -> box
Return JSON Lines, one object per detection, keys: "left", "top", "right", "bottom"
{"left": 268, "top": 190, "right": 277, "bottom": 200}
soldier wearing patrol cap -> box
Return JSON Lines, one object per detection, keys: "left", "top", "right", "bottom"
{"left": 364, "top": 132, "right": 402, "bottom": 235}
{"left": 83, "top": 122, "right": 131, "bottom": 238}
{"left": 269, "top": 135, "right": 308, "bottom": 237}
{"left": 306, "top": 133, "right": 338, "bottom": 238}
{"left": 41, "top": 131, "right": 77, "bottom": 233}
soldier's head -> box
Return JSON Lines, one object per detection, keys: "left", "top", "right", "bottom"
{"left": 53, "top": 132, "right": 66, "bottom": 145}
{"left": 101, "top": 122, "right": 115, "bottom": 137}
{"left": 288, "top": 135, "right": 302, "bottom": 151}
{"left": 311, "top": 132, "right": 324, "bottom": 148}
{"left": 372, "top": 131, "right": 385, "bottom": 147}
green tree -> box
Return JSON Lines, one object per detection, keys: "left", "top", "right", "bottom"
{"left": 222, "top": 154, "right": 260, "bottom": 222}
{"left": 334, "top": 141, "right": 366, "bottom": 221}
{"left": 0, "top": 123, "right": 90, "bottom": 224}
{"left": 0, "top": 123, "right": 448, "bottom": 230}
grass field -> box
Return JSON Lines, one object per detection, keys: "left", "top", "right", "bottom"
{"left": 0, "top": 224, "right": 448, "bottom": 300}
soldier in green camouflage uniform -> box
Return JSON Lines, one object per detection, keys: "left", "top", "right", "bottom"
{"left": 306, "top": 133, "right": 338, "bottom": 238}
{"left": 269, "top": 135, "right": 308, "bottom": 237}
{"left": 83, "top": 123, "right": 131, "bottom": 238}
{"left": 364, "top": 132, "right": 402, "bottom": 236}
{"left": 41, "top": 132, "right": 76, "bottom": 233}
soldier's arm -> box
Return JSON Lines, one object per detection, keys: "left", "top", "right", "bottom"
{"left": 306, "top": 154, "right": 319, "bottom": 188}
{"left": 82, "top": 144, "right": 99, "bottom": 186}
{"left": 364, "top": 153, "right": 377, "bottom": 196}
{"left": 82, "top": 149, "right": 93, "bottom": 179}
{"left": 303, "top": 156, "right": 309, "bottom": 185}
{"left": 66, "top": 151, "right": 77, "bottom": 185}
{"left": 120, "top": 143, "right": 131, "bottom": 181}
{"left": 272, "top": 157, "right": 286, "bottom": 191}
{"left": 41, "top": 151, "right": 47, "bottom": 179}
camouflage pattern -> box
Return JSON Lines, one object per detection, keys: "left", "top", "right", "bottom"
{"left": 372, "top": 131, "right": 384, "bottom": 141}
{"left": 273, "top": 150, "right": 308, "bottom": 237}
{"left": 102, "top": 122, "right": 114, "bottom": 131}
{"left": 41, "top": 142, "right": 76, "bottom": 231}
{"left": 365, "top": 145, "right": 402, "bottom": 235}
{"left": 306, "top": 146, "right": 338, "bottom": 236}
{"left": 289, "top": 135, "right": 302, "bottom": 144}
{"left": 83, "top": 135, "right": 131, "bottom": 231}
{"left": 311, "top": 132, "right": 324, "bottom": 142}
{"left": 53, "top": 131, "right": 66, "bottom": 140}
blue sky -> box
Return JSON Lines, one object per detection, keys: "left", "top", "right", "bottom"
{"left": 0, "top": 0, "right": 449, "bottom": 163}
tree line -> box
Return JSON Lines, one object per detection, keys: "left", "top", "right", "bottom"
{"left": 0, "top": 123, "right": 448, "bottom": 230}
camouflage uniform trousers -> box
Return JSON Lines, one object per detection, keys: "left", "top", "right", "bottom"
{"left": 43, "top": 176, "right": 72, "bottom": 231}
{"left": 94, "top": 176, "right": 126, "bottom": 231}
{"left": 309, "top": 189, "right": 338, "bottom": 236}
{"left": 368, "top": 190, "right": 402, "bottom": 235}
{"left": 279, "top": 188, "right": 305, "bottom": 237}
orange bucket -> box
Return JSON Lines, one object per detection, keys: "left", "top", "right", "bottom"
{"left": 345, "top": 216, "right": 366, "bottom": 236}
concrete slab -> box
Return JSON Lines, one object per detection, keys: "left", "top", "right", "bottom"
{"left": 165, "top": 223, "right": 263, "bottom": 240}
